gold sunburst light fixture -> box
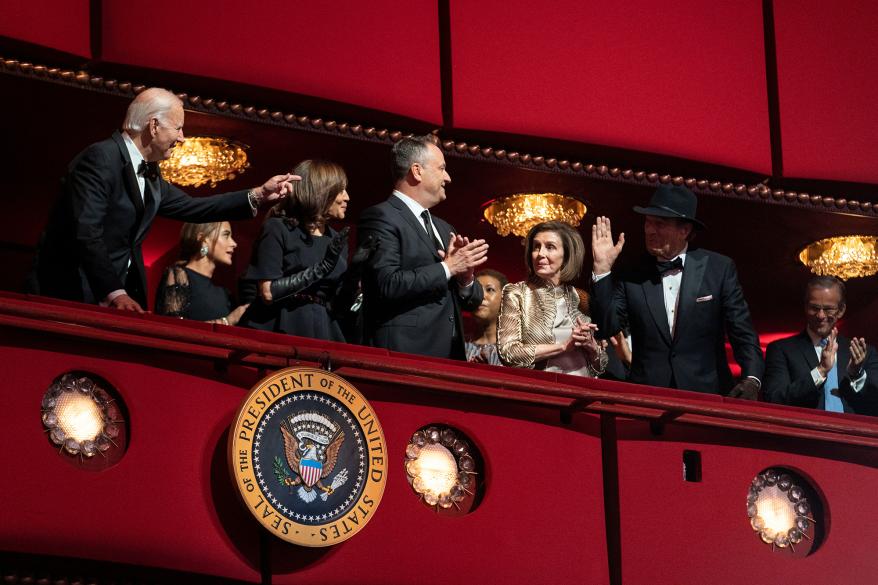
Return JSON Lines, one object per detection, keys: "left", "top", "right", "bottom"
{"left": 159, "top": 136, "right": 249, "bottom": 188}
{"left": 483, "top": 193, "right": 586, "bottom": 238}
{"left": 798, "top": 235, "right": 878, "bottom": 280}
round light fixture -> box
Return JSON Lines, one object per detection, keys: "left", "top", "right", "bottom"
{"left": 747, "top": 468, "right": 822, "bottom": 554}
{"left": 42, "top": 373, "right": 125, "bottom": 463}
{"left": 159, "top": 136, "right": 249, "bottom": 188}
{"left": 483, "top": 193, "right": 587, "bottom": 238}
{"left": 405, "top": 425, "right": 481, "bottom": 513}
{"left": 798, "top": 235, "right": 878, "bottom": 280}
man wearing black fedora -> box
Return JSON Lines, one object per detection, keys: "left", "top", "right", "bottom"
{"left": 590, "top": 184, "right": 764, "bottom": 398}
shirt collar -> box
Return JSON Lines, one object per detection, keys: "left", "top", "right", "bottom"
{"left": 122, "top": 132, "right": 146, "bottom": 172}
{"left": 393, "top": 189, "right": 429, "bottom": 218}
{"left": 805, "top": 328, "right": 825, "bottom": 347}
{"left": 672, "top": 245, "right": 688, "bottom": 266}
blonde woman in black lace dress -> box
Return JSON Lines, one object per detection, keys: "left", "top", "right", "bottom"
{"left": 498, "top": 221, "right": 607, "bottom": 376}
{"left": 155, "top": 221, "right": 249, "bottom": 325}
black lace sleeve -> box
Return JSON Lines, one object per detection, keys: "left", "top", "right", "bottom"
{"left": 155, "top": 265, "right": 191, "bottom": 318}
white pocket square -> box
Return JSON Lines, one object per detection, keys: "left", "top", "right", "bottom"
{"left": 696, "top": 295, "right": 713, "bottom": 303}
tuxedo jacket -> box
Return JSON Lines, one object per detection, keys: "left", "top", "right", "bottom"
{"left": 358, "top": 195, "right": 483, "bottom": 360}
{"left": 763, "top": 331, "right": 878, "bottom": 415}
{"left": 32, "top": 132, "right": 253, "bottom": 308}
{"left": 591, "top": 247, "right": 764, "bottom": 394}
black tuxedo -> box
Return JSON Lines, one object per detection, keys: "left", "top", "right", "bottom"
{"left": 358, "top": 195, "right": 483, "bottom": 359}
{"left": 591, "top": 247, "right": 764, "bottom": 394}
{"left": 31, "top": 132, "right": 253, "bottom": 308}
{"left": 764, "top": 331, "right": 878, "bottom": 415}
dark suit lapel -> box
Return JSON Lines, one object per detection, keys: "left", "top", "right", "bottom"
{"left": 792, "top": 330, "right": 832, "bottom": 410}
{"left": 388, "top": 196, "right": 442, "bottom": 260}
{"left": 793, "top": 331, "right": 819, "bottom": 370}
{"left": 640, "top": 270, "right": 672, "bottom": 346}
{"left": 136, "top": 176, "right": 160, "bottom": 242}
{"left": 837, "top": 335, "right": 851, "bottom": 376}
{"left": 112, "top": 132, "right": 146, "bottom": 216}
{"left": 673, "top": 250, "right": 707, "bottom": 342}
{"left": 433, "top": 216, "right": 452, "bottom": 251}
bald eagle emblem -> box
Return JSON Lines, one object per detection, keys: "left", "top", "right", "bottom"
{"left": 273, "top": 411, "right": 349, "bottom": 503}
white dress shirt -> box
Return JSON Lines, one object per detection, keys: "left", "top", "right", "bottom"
{"left": 660, "top": 249, "right": 686, "bottom": 335}
{"left": 392, "top": 190, "right": 452, "bottom": 281}
{"left": 122, "top": 133, "right": 147, "bottom": 201}
{"left": 593, "top": 247, "right": 687, "bottom": 334}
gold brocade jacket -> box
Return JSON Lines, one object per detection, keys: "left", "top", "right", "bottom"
{"left": 497, "top": 278, "right": 608, "bottom": 375}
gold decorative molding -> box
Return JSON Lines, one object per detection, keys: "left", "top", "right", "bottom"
{"left": 2, "top": 55, "right": 876, "bottom": 217}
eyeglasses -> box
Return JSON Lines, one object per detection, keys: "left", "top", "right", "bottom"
{"left": 807, "top": 304, "right": 841, "bottom": 316}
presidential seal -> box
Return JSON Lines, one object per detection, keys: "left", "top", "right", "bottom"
{"left": 229, "top": 367, "right": 387, "bottom": 547}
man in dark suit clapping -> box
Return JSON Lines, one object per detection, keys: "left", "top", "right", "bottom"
{"left": 358, "top": 135, "right": 488, "bottom": 359}
{"left": 590, "top": 185, "right": 764, "bottom": 397}
{"left": 31, "top": 87, "right": 296, "bottom": 312}
{"left": 764, "top": 276, "right": 878, "bottom": 414}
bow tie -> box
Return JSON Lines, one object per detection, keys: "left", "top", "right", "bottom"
{"left": 137, "top": 160, "right": 159, "bottom": 181}
{"left": 656, "top": 257, "right": 683, "bottom": 275}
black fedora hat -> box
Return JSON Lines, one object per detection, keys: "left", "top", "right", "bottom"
{"left": 633, "top": 184, "right": 706, "bottom": 229}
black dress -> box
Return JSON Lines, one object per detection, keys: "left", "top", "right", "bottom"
{"left": 239, "top": 218, "right": 348, "bottom": 341}
{"left": 155, "top": 265, "right": 232, "bottom": 321}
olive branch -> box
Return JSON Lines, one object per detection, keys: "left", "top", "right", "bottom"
{"left": 273, "top": 456, "right": 288, "bottom": 484}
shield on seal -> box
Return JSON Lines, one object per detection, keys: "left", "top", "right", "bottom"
{"left": 300, "top": 459, "right": 322, "bottom": 487}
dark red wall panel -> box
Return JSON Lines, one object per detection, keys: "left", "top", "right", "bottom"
{"left": 0, "top": 345, "right": 262, "bottom": 582}
{"left": 6, "top": 298, "right": 878, "bottom": 583}
{"left": 616, "top": 421, "right": 878, "bottom": 583}
{"left": 270, "top": 395, "right": 609, "bottom": 585}
{"left": 0, "top": 0, "right": 90, "bottom": 57}
{"left": 451, "top": 0, "right": 772, "bottom": 173}
{"left": 101, "top": 0, "right": 443, "bottom": 124}
{"left": 775, "top": 0, "right": 878, "bottom": 184}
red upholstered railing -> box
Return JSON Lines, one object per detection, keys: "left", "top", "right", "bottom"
{"left": 1, "top": 292, "right": 876, "bottom": 448}
{"left": 4, "top": 292, "right": 878, "bottom": 585}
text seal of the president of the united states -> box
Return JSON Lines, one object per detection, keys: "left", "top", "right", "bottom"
{"left": 230, "top": 367, "right": 387, "bottom": 546}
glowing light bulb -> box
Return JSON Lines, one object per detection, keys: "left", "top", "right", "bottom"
{"left": 411, "top": 443, "right": 457, "bottom": 497}
{"left": 54, "top": 392, "right": 104, "bottom": 442}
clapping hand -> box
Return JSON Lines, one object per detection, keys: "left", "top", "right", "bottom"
{"left": 571, "top": 318, "right": 601, "bottom": 357}
{"left": 439, "top": 232, "right": 488, "bottom": 284}
{"left": 325, "top": 227, "right": 350, "bottom": 266}
{"left": 818, "top": 327, "right": 838, "bottom": 378}
{"left": 848, "top": 336, "right": 868, "bottom": 377}
{"left": 468, "top": 346, "right": 490, "bottom": 364}
{"left": 351, "top": 234, "right": 380, "bottom": 266}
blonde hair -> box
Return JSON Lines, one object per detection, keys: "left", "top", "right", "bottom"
{"left": 179, "top": 222, "right": 222, "bottom": 261}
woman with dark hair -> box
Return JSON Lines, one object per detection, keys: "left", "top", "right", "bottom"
{"left": 155, "top": 221, "right": 249, "bottom": 325}
{"left": 497, "top": 221, "right": 607, "bottom": 376}
{"left": 466, "top": 269, "right": 509, "bottom": 365}
{"left": 239, "top": 159, "right": 354, "bottom": 340}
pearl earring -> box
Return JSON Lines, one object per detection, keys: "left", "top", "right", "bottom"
{"left": 200, "top": 244, "right": 209, "bottom": 258}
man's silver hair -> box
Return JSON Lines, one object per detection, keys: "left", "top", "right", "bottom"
{"left": 122, "top": 88, "right": 183, "bottom": 133}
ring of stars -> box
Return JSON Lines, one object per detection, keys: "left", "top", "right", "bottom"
{"left": 251, "top": 391, "right": 368, "bottom": 525}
